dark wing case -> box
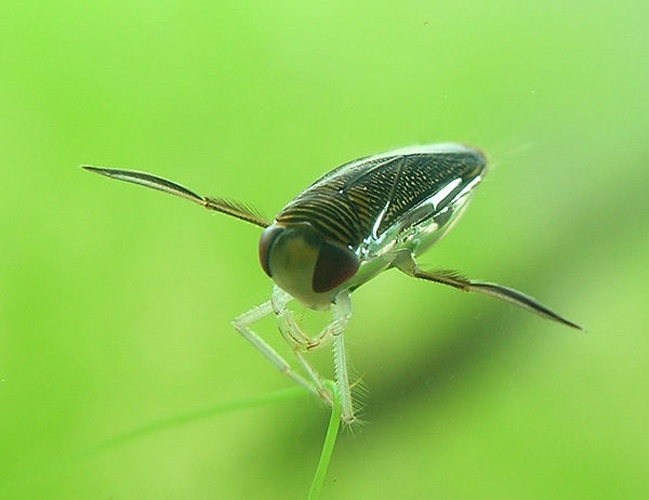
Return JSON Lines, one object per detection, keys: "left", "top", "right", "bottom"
{"left": 275, "top": 148, "right": 486, "bottom": 249}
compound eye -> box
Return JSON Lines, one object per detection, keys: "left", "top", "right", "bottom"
{"left": 258, "top": 225, "right": 284, "bottom": 277}
{"left": 312, "top": 240, "right": 359, "bottom": 293}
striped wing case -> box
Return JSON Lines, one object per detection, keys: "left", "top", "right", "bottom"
{"left": 275, "top": 144, "right": 486, "bottom": 251}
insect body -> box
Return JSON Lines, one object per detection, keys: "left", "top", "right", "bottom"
{"left": 83, "top": 144, "right": 581, "bottom": 423}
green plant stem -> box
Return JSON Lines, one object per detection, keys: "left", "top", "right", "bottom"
{"left": 308, "top": 380, "right": 342, "bottom": 500}
{"left": 1, "top": 387, "right": 307, "bottom": 494}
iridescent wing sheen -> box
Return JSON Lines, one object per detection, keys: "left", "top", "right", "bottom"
{"left": 275, "top": 144, "right": 486, "bottom": 250}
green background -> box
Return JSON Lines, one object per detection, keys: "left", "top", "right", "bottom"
{"left": 2, "top": 1, "right": 648, "bottom": 498}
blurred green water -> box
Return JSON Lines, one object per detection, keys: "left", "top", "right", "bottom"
{"left": 1, "top": 1, "right": 648, "bottom": 498}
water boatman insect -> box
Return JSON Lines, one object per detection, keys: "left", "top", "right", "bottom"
{"left": 83, "top": 144, "right": 582, "bottom": 423}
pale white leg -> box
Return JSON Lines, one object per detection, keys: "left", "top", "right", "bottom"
{"left": 329, "top": 292, "right": 354, "bottom": 423}
{"left": 268, "top": 287, "right": 333, "bottom": 405}
{"left": 234, "top": 286, "right": 356, "bottom": 422}
{"left": 274, "top": 287, "right": 355, "bottom": 422}
{"left": 232, "top": 299, "right": 321, "bottom": 399}
{"left": 271, "top": 288, "right": 331, "bottom": 350}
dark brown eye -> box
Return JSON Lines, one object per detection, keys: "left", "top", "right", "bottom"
{"left": 258, "top": 225, "right": 284, "bottom": 277}
{"left": 312, "top": 241, "right": 359, "bottom": 293}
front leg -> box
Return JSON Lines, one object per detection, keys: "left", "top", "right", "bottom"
{"left": 271, "top": 286, "right": 357, "bottom": 423}
{"left": 232, "top": 299, "right": 326, "bottom": 401}
{"left": 271, "top": 287, "right": 331, "bottom": 351}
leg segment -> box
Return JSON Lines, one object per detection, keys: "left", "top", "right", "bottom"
{"left": 234, "top": 286, "right": 358, "bottom": 422}
{"left": 232, "top": 299, "right": 323, "bottom": 399}
{"left": 272, "top": 286, "right": 355, "bottom": 422}
{"left": 329, "top": 292, "right": 354, "bottom": 423}
{"left": 392, "top": 249, "right": 582, "bottom": 330}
